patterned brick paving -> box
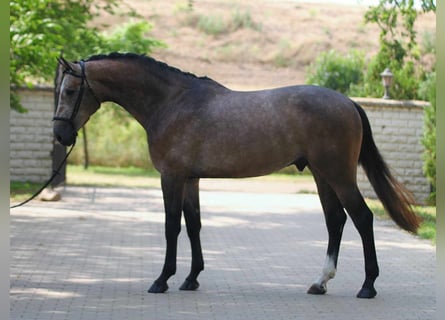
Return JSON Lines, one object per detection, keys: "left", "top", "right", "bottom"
{"left": 10, "top": 185, "right": 435, "bottom": 320}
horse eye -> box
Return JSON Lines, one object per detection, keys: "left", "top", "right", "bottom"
{"left": 65, "top": 88, "right": 75, "bottom": 96}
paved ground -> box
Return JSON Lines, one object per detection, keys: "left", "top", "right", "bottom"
{"left": 10, "top": 179, "right": 436, "bottom": 320}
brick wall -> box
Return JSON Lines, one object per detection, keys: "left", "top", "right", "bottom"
{"left": 354, "top": 98, "right": 430, "bottom": 204}
{"left": 10, "top": 87, "right": 54, "bottom": 183}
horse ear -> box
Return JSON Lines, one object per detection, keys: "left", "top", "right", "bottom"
{"left": 57, "top": 56, "right": 73, "bottom": 71}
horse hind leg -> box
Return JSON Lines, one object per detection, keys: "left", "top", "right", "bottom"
{"left": 334, "top": 184, "right": 379, "bottom": 298}
{"left": 308, "top": 172, "right": 347, "bottom": 295}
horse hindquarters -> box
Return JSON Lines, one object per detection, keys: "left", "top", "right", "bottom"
{"left": 304, "top": 102, "right": 379, "bottom": 298}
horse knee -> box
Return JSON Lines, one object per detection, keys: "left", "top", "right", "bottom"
{"left": 165, "top": 223, "right": 181, "bottom": 244}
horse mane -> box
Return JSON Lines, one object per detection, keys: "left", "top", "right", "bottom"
{"left": 85, "top": 52, "right": 218, "bottom": 84}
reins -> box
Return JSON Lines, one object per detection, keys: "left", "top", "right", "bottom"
{"left": 10, "top": 141, "right": 76, "bottom": 209}
{"left": 11, "top": 59, "right": 97, "bottom": 209}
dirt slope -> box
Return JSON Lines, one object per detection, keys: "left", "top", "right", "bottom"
{"left": 97, "top": 0, "right": 435, "bottom": 90}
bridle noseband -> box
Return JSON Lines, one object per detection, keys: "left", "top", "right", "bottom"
{"left": 11, "top": 59, "right": 100, "bottom": 209}
{"left": 53, "top": 60, "right": 100, "bottom": 131}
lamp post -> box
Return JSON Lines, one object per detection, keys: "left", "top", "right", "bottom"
{"left": 380, "top": 67, "right": 393, "bottom": 99}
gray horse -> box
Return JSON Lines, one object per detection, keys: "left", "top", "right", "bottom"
{"left": 54, "top": 53, "right": 419, "bottom": 299}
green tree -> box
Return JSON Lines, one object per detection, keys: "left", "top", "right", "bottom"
{"left": 352, "top": 0, "right": 436, "bottom": 99}
{"left": 10, "top": 0, "right": 163, "bottom": 112}
{"left": 358, "top": 0, "right": 436, "bottom": 203}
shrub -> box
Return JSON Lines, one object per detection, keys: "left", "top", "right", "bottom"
{"left": 68, "top": 103, "right": 153, "bottom": 169}
{"left": 418, "top": 71, "right": 436, "bottom": 205}
{"left": 305, "top": 50, "right": 365, "bottom": 95}
{"left": 349, "top": 44, "right": 421, "bottom": 100}
{"left": 184, "top": 9, "right": 261, "bottom": 36}
{"left": 232, "top": 9, "right": 262, "bottom": 31}
{"left": 102, "top": 21, "right": 165, "bottom": 53}
{"left": 197, "top": 14, "right": 228, "bottom": 35}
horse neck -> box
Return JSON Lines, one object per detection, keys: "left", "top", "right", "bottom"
{"left": 87, "top": 59, "right": 190, "bottom": 127}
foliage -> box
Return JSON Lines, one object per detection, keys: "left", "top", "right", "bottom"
{"left": 305, "top": 50, "right": 365, "bottom": 95}
{"left": 353, "top": 0, "right": 436, "bottom": 203}
{"left": 183, "top": 9, "right": 261, "bottom": 36}
{"left": 418, "top": 71, "right": 436, "bottom": 204}
{"left": 68, "top": 103, "right": 152, "bottom": 169}
{"left": 10, "top": 181, "right": 44, "bottom": 202}
{"left": 362, "top": 0, "right": 436, "bottom": 202}
{"left": 197, "top": 14, "right": 227, "bottom": 36}
{"left": 349, "top": 52, "right": 421, "bottom": 100}
{"left": 10, "top": 0, "right": 163, "bottom": 112}
{"left": 348, "top": 0, "right": 436, "bottom": 99}
{"left": 102, "top": 21, "right": 166, "bottom": 54}
{"left": 306, "top": 1, "right": 436, "bottom": 203}
{"left": 231, "top": 9, "right": 262, "bottom": 31}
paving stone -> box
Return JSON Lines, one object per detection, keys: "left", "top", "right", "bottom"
{"left": 10, "top": 185, "right": 436, "bottom": 320}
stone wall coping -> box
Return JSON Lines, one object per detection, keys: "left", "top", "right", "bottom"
{"left": 351, "top": 97, "right": 429, "bottom": 109}
{"left": 15, "top": 85, "right": 54, "bottom": 93}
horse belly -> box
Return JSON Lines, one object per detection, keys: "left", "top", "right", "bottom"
{"left": 190, "top": 121, "right": 303, "bottom": 178}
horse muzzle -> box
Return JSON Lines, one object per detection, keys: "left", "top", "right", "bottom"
{"left": 53, "top": 121, "right": 77, "bottom": 146}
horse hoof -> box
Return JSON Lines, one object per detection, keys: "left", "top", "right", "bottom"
{"left": 148, "top": 280, "right": 168, "bottom": 293}
{"left": 356, "top": 287, "right": 377, "bottom": 299}
{"left": 307, "top": 283, "right": 327, "bottom": 295}
{"left": 179, "top": 279, "right": 200, "bottom": 291}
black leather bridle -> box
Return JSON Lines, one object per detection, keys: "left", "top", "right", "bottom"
{"left": 53, "top": 59, "right": 100, "bottom": 131}
{"left": 10, "top": 60, "right": 101, "bottom": 209}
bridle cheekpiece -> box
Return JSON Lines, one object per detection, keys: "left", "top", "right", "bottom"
{"left": 53, "top": 59, "right": 100, "bottom": 131}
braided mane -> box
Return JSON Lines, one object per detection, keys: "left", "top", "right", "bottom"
{"left": 85, "top": 52, "right": 214, "bottom": 82}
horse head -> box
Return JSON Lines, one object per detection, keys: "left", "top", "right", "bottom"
{"left": 53, "top": 57, "right": 101, "bottom": 146}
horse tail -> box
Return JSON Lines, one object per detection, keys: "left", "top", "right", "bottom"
{"left": 353, "top": 101, "right": 420, "bottom": 233}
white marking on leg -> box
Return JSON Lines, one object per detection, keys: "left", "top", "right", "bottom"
{"left": 314, "top": 255, "right": 336, "bottom": 289}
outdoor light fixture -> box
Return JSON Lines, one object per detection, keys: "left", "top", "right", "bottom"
{"left": 380, "top": 67, "right": 393, "bottom": 99}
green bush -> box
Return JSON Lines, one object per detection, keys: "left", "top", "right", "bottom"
{"left": 62, "top": 20, "right": 166, "bottom": 169}
{"left": 349, "top": 44, "right": 421, "bottom": 100}
{"left": 418, "top": 71, "right": 436, "bottom": 205}
{"left": 305, "top": 50, "right": 365, "bottom": 95}
{"left": 102, "top": 21, "right": 165, "bottom": 53}
{"left": 68, "top": 103, "right": 153, "bottom": 169}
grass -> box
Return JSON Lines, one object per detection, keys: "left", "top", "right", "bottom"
{"left": 66, "top": 165, "right": 161, "bottom": 188}
{"left": 10, "top": 181, "right": 45, "bottom": 202}
{"left": 197, "top": 14, "right": 228, "bottom": 36}
{"left": 182, "top": 9, "right": 261, "bottom": 36}
{"left": 366, "top": 199, "right": 436, "bottom": 244}
{"left": 10, "top": 165, "right": 435, "bottom": 244}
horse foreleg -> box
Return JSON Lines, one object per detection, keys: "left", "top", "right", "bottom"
{"left": 148, "top": 175, "right": 185, "bottom": 293}
{"left": 308, "top": 173, "right": 347, "bottom": 295}
{"left": 180, "top": 178, "right": 204, "bottom": 291}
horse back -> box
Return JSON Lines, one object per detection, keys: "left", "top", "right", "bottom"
{"left": 148, "top": 85, "right": 362, "bottom": 178}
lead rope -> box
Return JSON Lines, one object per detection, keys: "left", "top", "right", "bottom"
{"left": 10, "top": 141, "right": 76, "bottom": 209}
